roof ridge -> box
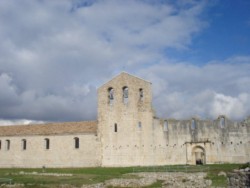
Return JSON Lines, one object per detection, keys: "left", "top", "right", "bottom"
{"left": 0, "top": 120, "right": 97, "bottom": 128}
{"left": 98, "top": 71, "right": 151, "bottom": 89}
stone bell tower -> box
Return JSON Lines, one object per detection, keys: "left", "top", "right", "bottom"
{"left": 97, "top": 72, "right": 154, "bottom": 166}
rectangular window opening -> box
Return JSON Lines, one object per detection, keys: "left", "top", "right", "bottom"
{"left": 45, "top": 139, "right": 50, "bottom": 150}
{"left": 74, "top": 137, "right": 79, "bottom": 149}
{"left": 164, "top": 121, "right": 168, "bottom": 131}
{"left": 6, "top": 140, "right": 10, "bottom": 150}
{"left": 138, "top": 122, "right": 142, "bottom": 130}
{"left": 22, "top": 139, "right": 27, "bottom": 150}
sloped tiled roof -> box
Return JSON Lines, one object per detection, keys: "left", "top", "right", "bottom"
{"left": 0, "top": 121, "right": 97, "bottom": 136}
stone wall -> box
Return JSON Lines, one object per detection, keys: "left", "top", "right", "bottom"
{"left": 152, "top": 117, "right": 250, "bottom": 165}
{"left": 98, "top": 72, "right": 155, "bottom": 166}
{"left": 97, "top": 72, "right": 250, "bottom": 166}
{"left": 0, "top": 72, "right": 249, "bottom": 168}
{"left": 0, "top": 133, "right": 101, "bottom": 168}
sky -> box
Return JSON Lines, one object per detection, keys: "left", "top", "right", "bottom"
{"left": 0, "top": 0, "right": 250, "bottom": 125}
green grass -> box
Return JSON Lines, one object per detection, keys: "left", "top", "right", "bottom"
{"left": 204, "top": 164, "right": 240, "bottom": 187}
{"left": 144, "top": 180, "right": 164, "bottom": 188}
{"left": 206, "top": 172, "right": 227, "bottom": 187}
{"left": 0, "top": 164, "right": 244, "bottom": 187}
{"left": 0, "top": 167, "right": 135, "bottom": 187}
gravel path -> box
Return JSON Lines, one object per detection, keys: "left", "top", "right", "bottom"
{"left": 82, "top": 172, "right": 212, "bottom": 188}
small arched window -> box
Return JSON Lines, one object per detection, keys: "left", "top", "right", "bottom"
{"left": 164, "top": 120, "right": 168, "bottom": 131}
{"left": 22, "top": 139, "right": 27, "bottom": 150}
{"left": 114, "top": 123, "right": 117, "bottom": 132}
{"left": 108, "top": 87, "right": 114, "bottom": 104}
{"left": 123, "top": 86, "right": 129, "bottom": 104}
{"left": 139, "top": 88, "right": 143, "bottom": 101}
{"left": 44, "top": 138, "right": 50, "bottom": 150}
{"left": 220, "top": 117, "right": 225, "bottom": 128}
{"left": 6, "top": 140, "right": 10, "bottom": 150}
{"left": 74, "top": 137, "right": 79, "bottom": 149}
{"left": 191, "top": 119, "right": 196, "bottom": 130}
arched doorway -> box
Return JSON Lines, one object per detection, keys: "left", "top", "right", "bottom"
{"left": 192, "top": 146, "right": 205, "bottom": 165}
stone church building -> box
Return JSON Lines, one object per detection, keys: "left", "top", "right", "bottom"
{"left": 0, "top": 72, "right": 249, "bottom": 167}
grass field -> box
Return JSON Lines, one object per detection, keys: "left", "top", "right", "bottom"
{"left": 0, "top": 164, "right": 244, "bottom": 187}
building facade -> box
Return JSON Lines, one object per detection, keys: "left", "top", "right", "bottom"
{"left": 0, "top": 72, "right": 249, "bottom": 167}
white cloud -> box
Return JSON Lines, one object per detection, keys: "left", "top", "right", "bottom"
{"left": 0, "top": 119, "right": 45, "bottom": 126}
{"left": 0, "top": 73, "right": 19, "bottom": 106}
{"left": 0, "top": 0, "right": 249, "bottom": 124}
{"left": 210, "top": 93, "right": 250, "bottom": 120}
{"left": 140, "top": 58, "right": 250, "bottom": 120}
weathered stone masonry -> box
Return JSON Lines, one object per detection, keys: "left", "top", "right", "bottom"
{"left": 0, "top": 72, "right": 249, "bottom": 167}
